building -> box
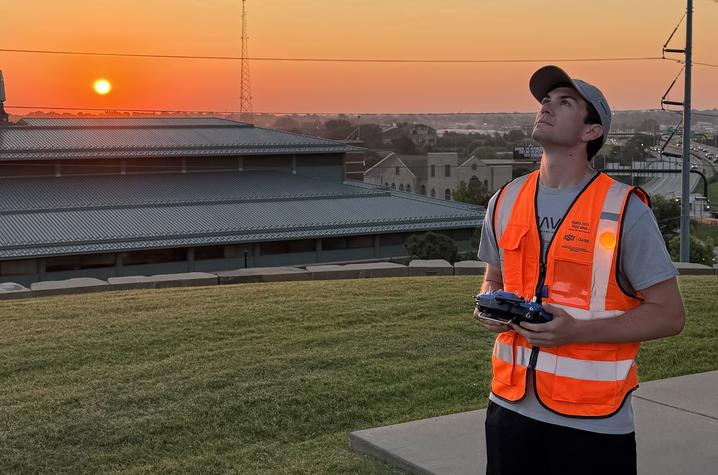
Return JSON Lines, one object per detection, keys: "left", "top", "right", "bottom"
{"left": 382, "top": 123, "right": 438, "bottom": 147}
{"left": 0, "top": 117, "right": 484, "bottom": 286}
{"left": 364, "top": 152, "right": 513, "bottom": 200}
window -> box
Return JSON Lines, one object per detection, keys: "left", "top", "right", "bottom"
{"left": 430, "top": 164, "right": 435, "bottom": 177}
{"left": 445, "top": 164, "right": 451, "bottom": 177}
{"left": 406, "top": 184, "right": 412, "bottom": 193}
{"left": 45, "top": 253, "right": 117, "bottom": 272}
{"left": 395, "top": 166, "right": 400, "bottom": 175}
{"left": 260, "top": 241, "right": 290, "bottom": 255}
{"left": 399, "top": 184, "right": 405, "bottom": 191}
{"left": 348, "top": 235, "right": 373, "bottom": 249}
{"left": 288, "top": 239, "right": 316, "bottom": 253}
{"left": 431, "top": 188, "right": 436, "bottom": 198}
{"left": 380, "top": 233, "right": 411, "bottom": 246}
{"left": 261, "top": 239, "right": 315, "bottom": 255}
{"left": 471, "top": 163, "right": 478, "bottom": 171}
{"left": 194, "top": 245, "right": 225, "bottom": 260}
{"left": 391, "top": 183, "right": 396, "bottom": 189}
{"left": 445, "top": 188, "right": 451, "bottom": 200}
{"left": 323, "top": 236, "right": 372, "bottom": 251}
{"left": 421, "top": 185, "right": 426, "bottom": 195}
{"left": 123, "top": 248, "right": 187, "bottom": 266}
{"left": 385, "top": 182, "right": 389, "bottom": 187}
{"left": 0, "top": 259, "right": 36, "bottom": 276}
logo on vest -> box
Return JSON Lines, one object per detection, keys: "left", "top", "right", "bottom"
{"left": 569, "top": 220, "right": 591, "bottom": 234}
{"left": 563, "top": 234, "right": 576, "bottom": 241}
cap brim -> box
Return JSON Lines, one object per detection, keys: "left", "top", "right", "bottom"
{"left": 529, "top": 65, "right": 577, "bottom": 103}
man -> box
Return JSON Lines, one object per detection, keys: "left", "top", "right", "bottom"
{"left": 475, "top": 65, "right": 686, "bottom": 475}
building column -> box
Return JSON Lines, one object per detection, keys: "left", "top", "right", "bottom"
{"left": 316, "top": 238, "right": 322, "bottom": 263}
{"left": 37, "top": 259, "right": 46, "bottom": 281}
{"left": 181, "top": 157, "right": 187, "bottom": 174}
{"left": 120, "top": 159, "right": 127, "bottom": 175}
{"left": 115, "top": 253, "right": 123, "bottom": 277}
{"left": 54, "top": 162, "right": 61, "bottom": 177}
{"left": 292, "top": 155, "right": 297, "bottom": 175}
{"left": 187, "top": 248, "right": 195, "bottom": 272}
{"left": 238, "top": 157, "right": 244, "bottom": 171}
{"left": 374, "top": 234, "right": 380, "bottom": 258}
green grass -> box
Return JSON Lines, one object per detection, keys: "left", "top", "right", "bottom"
{"left": 1, "top": 276, "right": 716, "bottom": 473}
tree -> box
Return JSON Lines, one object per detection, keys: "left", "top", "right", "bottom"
{"left": 506, "top": 129, "right": 526, "bottom": 144}
{"left": 323, "top": 119, "right": 354, "bottom": 140}
{"left": 453, "top": 179, "right": 491, "bottom": 207}
{"left": 404, "top": 231, "right": 458, "bottom": 263}
{"left": 470, "top": 146, "right": 498, "bottom": 160}
{"left": 651, "top": 195, "right": 681, "bottom": 245}
{"left": 272, "top": 116, "right": 300, "bottom": 131}
{"left": 394, "top": 135, "right": 417, "bottom": 155}
{"left": 668, "top": 235, "right": 715, "bottom": 265}
{"left": 358, "top": 124, "right": 384, "bottom": 149}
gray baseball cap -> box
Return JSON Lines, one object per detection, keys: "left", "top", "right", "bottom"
{"left": 529, "top": 65, "right": 611, "bottom": 146}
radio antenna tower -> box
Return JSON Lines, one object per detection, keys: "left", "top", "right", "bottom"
{"left": 239, "top": 0, "right": 253, "bottom": 123}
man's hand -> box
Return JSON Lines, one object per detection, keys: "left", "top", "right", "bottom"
{"left": 509, "top": 303, "right": 579, "bottom": 347}
{"left": 474, "top": 307, "right": 513, "bottom": 334}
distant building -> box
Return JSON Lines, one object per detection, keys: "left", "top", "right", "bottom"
{"left": 0, "top": 118, "right": 484, "bottom": 285}
{"left": 364, "top": 152, "right": 512, "bottom": 200}
{"left": 382, "top": 123, "right": 438, "bottom": 147}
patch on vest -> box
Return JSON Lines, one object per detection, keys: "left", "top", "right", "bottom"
{"left": 560, "top": 220, "right": 593, "bottom": 254}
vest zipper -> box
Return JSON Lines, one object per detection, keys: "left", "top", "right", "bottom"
{"left": 528, "top": 262, "right": 545, "bottom": 370}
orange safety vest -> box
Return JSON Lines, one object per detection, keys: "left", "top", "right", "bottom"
{"left": 490, "top": 170, "right": 650, "bottom": 417}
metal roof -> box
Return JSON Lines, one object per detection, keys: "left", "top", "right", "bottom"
{"left": 0, "top": 171, "right": 484, "bottom": 259}
{"left": 0, "top": 117, "right": 356, "bottom": 160}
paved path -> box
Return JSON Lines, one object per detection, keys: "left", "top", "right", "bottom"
{"left": 350, "top": 371, "right": 718, "bottom": 475}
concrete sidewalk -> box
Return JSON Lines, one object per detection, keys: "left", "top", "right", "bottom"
{"left": 350, "top": 371, "right": 718, "bottom": 475}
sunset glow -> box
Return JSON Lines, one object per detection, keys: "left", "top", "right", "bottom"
{"left": 93, "top": 79, "right": 112, "bottom": 95}
{"left": 0, "top": 0, "right": 716, "bottom": 113}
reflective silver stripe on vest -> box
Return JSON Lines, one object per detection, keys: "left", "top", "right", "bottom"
{"left": 494, "top": 341, "right": 635, "bottom": 382}
{"left": 494, "top": 174, "right": 531, "bottom": 269}
{"left": 590, "top": 181, "right": 631, "bottom": 312}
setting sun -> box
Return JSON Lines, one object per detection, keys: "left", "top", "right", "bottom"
{"left": 93, "top": 79, "right": 112, "bottom": 95}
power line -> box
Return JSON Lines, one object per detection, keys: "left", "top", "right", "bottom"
{"left": 0, "top": 48, "right": 665, "bottom": 63}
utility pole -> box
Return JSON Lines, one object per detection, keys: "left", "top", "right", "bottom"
{"left": 680, "top": 0, "right": 693, "bottom": 262}
{"left": 239, "top": 0, "right": 253, "bottom": 123}
{"left": 661, "top": 0, "right": 693, "bottom": 262}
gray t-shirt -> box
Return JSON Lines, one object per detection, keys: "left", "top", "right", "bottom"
{"left": 478, "top": 173, "right": 678, "bottom": 434}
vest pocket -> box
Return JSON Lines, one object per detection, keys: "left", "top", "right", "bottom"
{"left": 549, "top": 256, "right": 591, "bottom": 308}
{"left": 499, "top": 224, "right": 529, "bottom": 294}
{"left": 549, "top": 347, "right": 620, "bottom": 405}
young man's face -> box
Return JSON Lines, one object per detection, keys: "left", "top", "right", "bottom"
{"left": 531, "top": 86, "right": 601, "bottom": 151}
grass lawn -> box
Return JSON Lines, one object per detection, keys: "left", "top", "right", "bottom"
{"left": 1, "top": 276, "right": 716, "bottom": 473}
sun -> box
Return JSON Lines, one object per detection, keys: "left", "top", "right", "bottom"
{"left": 93, "top": 79, "right": 112, "bottom": 95}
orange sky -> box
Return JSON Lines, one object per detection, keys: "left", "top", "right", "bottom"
{"left": 0, "top": 0, "right": 717, "bottom": 114}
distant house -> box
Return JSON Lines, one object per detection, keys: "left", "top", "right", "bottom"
{"left": 364, "top": 152, "right": 512, "bottom": 200}
{"left": 0, "top": 117, "right": 484, "bottom": 285}
{"left": 381, "top": 123, "right": 438, "bottom": 147}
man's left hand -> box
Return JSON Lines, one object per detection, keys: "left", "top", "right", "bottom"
{"left": 510, "top": 303, "right": 580, "bottom": 347}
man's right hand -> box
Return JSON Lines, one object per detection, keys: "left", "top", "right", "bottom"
{"left": 474, "top": 307, "right": 513, "bottom": 333}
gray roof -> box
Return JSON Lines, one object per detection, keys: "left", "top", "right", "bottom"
{"left": 0, "top": 117, "right": 355, "bottom": 160}
{"left": 0, "top": 171, "right": 484, "bottom": 259}
{"left": 395, "top": 154, "right": 429, "bottom": 180}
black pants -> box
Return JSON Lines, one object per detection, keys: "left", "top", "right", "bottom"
{"left": 485, "top": 401, "right": 637, "bottom": 475}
